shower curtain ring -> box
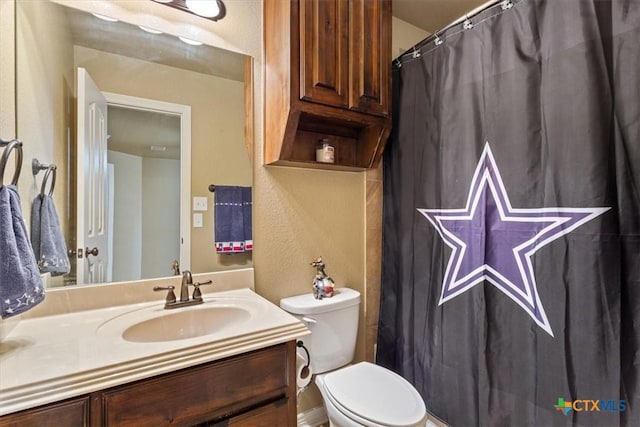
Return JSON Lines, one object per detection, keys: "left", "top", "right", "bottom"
{"left": 501, "top": 0, "right": 514, "bottom": 10}
{"left": 463, "top": 15, "right": 473, "bottom": 30}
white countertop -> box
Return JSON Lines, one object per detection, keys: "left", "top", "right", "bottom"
{"left": 0, "top": 287, "right": 309, "bottom": 416}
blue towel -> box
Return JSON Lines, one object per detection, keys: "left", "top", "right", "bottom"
{"left": 0, "top": 185, "right": 45, "bottom": 319}
{"left": 214, "top": 186, "right": 252, "bottom": 253}
{"left": 31, "top": 194, "right": 70, "bottom": 276}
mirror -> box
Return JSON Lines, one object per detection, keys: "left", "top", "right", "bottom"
{"left": 16, "top": 0, "right": 253, "bottom": 287}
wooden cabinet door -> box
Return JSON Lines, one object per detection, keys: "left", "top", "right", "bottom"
{"left": 0, "top": 396, "right": 91, "bottom": 427}
{"left": 299, "top": 0, "right": 349, "bottom": 108}
{"left": 348, "top": 0, "right": 391, "bottom": 117}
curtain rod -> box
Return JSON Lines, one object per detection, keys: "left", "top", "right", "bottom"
{"left": 444, "top": 0, "right": 504, "bottom": 30}
{"left": 394, "top": 0, "right": 517, "bottom": 64}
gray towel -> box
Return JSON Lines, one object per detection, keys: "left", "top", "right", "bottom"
{"left": 214, "top": 186, "right": 252, "bottom": 253}
{"left": 0, "top": 185, "right": 45, "bottom": 319}
{"left": 31, "top": 194, "right": 70, "bottom": 276}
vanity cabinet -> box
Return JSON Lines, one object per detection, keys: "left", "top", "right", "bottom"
{"left": 264, "top": 0, "right": 392, "bottom": 170}
{"left": 0, "top": 342, "right": 296, "bottom": 427}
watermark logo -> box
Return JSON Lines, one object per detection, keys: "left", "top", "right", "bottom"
{"left": 554, "top": 398, "right": 626, "bottom": 415}
{"left": 554, "top": 398, "right": 572, "bottom": 415}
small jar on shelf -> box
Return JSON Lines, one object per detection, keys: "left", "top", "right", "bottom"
{"left": 315, "top": 139, "right": 335, "bottom": 164}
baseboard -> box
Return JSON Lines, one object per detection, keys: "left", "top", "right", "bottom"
{"left": 297, "top": 406, "right": 329, "bottom": 427}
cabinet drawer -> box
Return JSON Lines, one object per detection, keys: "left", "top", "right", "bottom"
{"left": 101, "top": 345, "right": 289, "bottom": 426}
{"left": 0, "top": 396, "right": 90, "bottom": 427}
{"left": 213, "top": 398, "right": 290, "bottom": 427}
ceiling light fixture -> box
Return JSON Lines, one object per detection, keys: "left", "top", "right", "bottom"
{"left": 185, "top": 0, "right": 220, "bottom": 18}
{"left": 152, "top": 0, "right": 226, "bottom": 22}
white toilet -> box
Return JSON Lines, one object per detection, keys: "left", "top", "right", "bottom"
{"left": 281, "top": 288, "right": 427, "bottom": 427}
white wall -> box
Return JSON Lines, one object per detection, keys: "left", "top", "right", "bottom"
{"left": 141, "top": 157, "right": 180, "bottom": 278}
{"left": 108, "top": 150, "right": 142, "bottom": 281}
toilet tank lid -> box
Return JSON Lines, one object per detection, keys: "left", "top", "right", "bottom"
{"left": 280, "top": 288, "right": 360, "bottom": 315}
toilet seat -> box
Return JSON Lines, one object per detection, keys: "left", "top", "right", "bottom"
{"left": 322, "top": 362, "right": 426, "bottom": 427}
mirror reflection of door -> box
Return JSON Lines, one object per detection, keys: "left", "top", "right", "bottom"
{"left": 77, "top": 67, "right": 109, "bottom": 284}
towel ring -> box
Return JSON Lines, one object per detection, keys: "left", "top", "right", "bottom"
{"left": 32, "top": 158, "right": 57, "bottom": 197}
{"left": 0, "top": 139, "right": 23, "bottom": 187}
{"left": 40, "top": 165, "right": 57, "bottom": 197}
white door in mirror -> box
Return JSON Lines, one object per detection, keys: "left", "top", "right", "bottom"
{"left": 77, "top": 68, "right": 111, "bottom": 284}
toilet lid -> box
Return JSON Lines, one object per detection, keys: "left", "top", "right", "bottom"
{"left": 323, "top": 362, "right": 426, "bottom": 427}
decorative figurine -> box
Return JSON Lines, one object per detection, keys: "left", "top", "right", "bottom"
{"left": 311, "top": 256, "right": 335, "bottom": 299}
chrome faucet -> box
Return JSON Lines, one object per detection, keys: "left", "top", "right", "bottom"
{"left": 153, "top": 270, "right": 213, "bottom": 309}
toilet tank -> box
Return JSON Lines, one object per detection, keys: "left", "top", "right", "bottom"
{"left": 280, "top": 288, "right": 360, "bottom": 374}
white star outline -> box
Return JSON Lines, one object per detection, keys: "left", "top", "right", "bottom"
{"left": 15, "top": 293, "right": 31, "bottom": 307}
{"left": 417, "top": 143, "right": 610, "bottom": 336}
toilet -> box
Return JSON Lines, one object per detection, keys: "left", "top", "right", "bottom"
{"left": 280, "top": 288, "right": 427, "bottom": 427}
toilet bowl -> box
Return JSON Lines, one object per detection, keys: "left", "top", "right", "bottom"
{"left": 316, "top": 362, "right": 427, "bottom": 427}
{"left": 280, "top": 288, "right": 427, "bottom": 427}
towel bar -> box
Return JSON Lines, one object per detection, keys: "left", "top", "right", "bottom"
{"left": 0, "top": 138, "right": 23, "bottom": 187}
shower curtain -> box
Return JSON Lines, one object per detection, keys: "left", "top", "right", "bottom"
{"left": 377, "top": 1, "right": 640, "bottom": 426}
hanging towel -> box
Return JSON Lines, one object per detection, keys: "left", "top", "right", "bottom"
{"left": 0, "top": 185, "right": 45, "bottom": 319}
{"left": 242, "top": 186, "right": 253, "bottom": 251}
{"left": 214, "top": 186, "right": 253, "bottom": 253}
{"left": 31, "top": 194, "right": 70, "bottom": 276}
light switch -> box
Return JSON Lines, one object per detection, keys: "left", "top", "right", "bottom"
{"left": 193, "top": 213, "right": 203, "bottom": 228}
{"left": 193, "top": 196, "right": 208, "bottom": 211}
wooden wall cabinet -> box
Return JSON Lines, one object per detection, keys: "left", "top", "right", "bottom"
{"left": 0, "top": 343, "right": 296, "bottom": 427}
{"left": 265, "top": 0, "right": 392, "bottom": 170}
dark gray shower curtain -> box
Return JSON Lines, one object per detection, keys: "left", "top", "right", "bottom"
{"left": 377, "top": 0, "right": 640, "bottom": 426}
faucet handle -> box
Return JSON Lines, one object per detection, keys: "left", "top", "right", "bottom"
{"left": 191, "top": 280, "right": 213, "bottom": 301}
{"left": 154, "top": 285, "right": 177, "bottom": 304}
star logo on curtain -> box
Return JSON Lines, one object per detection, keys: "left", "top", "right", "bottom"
{"left": 417, "top": 143, "right": 609, "bottom": 336}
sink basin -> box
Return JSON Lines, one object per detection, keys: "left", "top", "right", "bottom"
{"left": 121, "top": 306, "right": 252, "bottom": 343}
{"left": 96, "top": 297, "right": 262, "bottom": 344}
